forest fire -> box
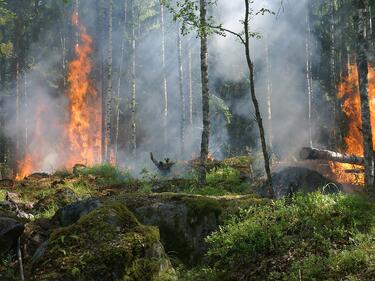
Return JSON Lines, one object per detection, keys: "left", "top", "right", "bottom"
{"left": 329, "top": 63, "right": 375, "bottom": 185}
{"left": 65, "top": 13, "right": 101, "bottom": 168}
{"left": 16, "top": 13, "right": 101, "bottom": 179}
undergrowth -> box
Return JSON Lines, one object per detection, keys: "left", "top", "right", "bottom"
{"left": 74, "top": 164, "right": 132, "bottom": 185}
{"left": 179, "top": 192, "right": 375, "bottom": 281}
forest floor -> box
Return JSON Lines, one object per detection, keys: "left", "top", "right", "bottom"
{"left": 1, "top": 157, "right": 375, "bottom": 280}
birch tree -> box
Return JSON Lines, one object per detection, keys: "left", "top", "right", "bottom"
{"left": 177, "top": 22, "right": 186, "bottom": 157}
{"left": 162, "top": 0, "right": 212, "bottom": 185}
{"left": 104, "top": 0, "right": 113, "bottom": 162}
{"left": 160, "top": 2, "right": 168, "bottom": 151}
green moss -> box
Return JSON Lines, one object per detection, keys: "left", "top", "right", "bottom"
{"left": 32, "top": 203, "right": 176, "bottom": 281}
{"left": 182, "top": 196, "right": 222, "bottom": 219}
{"left": 0, "top": 190, "right": 6, "bottom": 201}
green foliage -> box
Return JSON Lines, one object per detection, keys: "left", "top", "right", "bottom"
{"left": 0, "top": 41, "right": 13, "bottom": 57}
{"left": 162, "top": 0, "right": 220, "bottom": 37}
{"left": 187, "top": 166, "right": 249, "bottom": 196}
{"left": 210, "top": 94, "right": 232, "bottom": 124}
{"left": 185, "top": 192, "right": 375, "bottom": 280}
{"left": 77, "top": 164, "right": 132, "bottom": 185}
{"left": 0, "top": 0, "right": 14, "bottom": 26}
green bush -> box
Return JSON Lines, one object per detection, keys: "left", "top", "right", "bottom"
{"left": 77, "top": 164, "right": 132, "bottom": 185}
{"left": 187, "top": 192, "right": 375, "bottom": 281}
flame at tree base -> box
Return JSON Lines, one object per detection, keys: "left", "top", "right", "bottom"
{"left": 331, "top": 63, "right": 375, "bottom": 185}
{"left": 16, "top": 12, "right": 101, "bottom": 180}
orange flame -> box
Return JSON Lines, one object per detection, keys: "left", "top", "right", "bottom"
{"left": 16, "top": 11, "right": 101, "bottom": 179}
{"left": 330, "top": 63, "right": 375, "bottom": 185}
{"left": 66, "top": 13, "right": 101, "bottom": 167}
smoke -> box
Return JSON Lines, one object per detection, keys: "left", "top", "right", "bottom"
{"left": 207, "top": 0, "right": 322, "bottom": 160}
{"left": 1, "top": 0, "right": 322, "bottom": 176}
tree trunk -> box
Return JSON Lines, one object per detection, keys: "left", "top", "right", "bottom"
{"left": 160, "top": 2, "right": 168, "bottom": 153}
{"left": 15, "top": 61, "right": 20, "bottom": 166}
{"left": 114, "top": 0, "right": 127, "bottom": 162}
{"left": 305, "top": 3, "right": 313, "bottom": 147}
{"left": 23, "top": 71, "right": 28, "bottom": 149}
{"left": 199, "top": 0, "right": 210, "bottom": 186}
{"left": 131, "top": 0, "right": 137, "bottom": 158}
{"left": 357, "top": 1, "right": 374, "bottom": 188}
{"left": 98, "top": 0, "right": 106, "bottom": 163}
{"left": 74, "top": 0, "right": 80, "bottom": 46}
{"left": 104, "top": 0, "right": 113, "bottom": 163}
{"left": 188, "top": 37, "right": 193, "bottom": 127}
{"left": 265, "top": 38, "right": 273, "bottom": 152}
{"left": 330, "top": 0, "right": 342, "bottom": 150}
{"left": 244, "top": 0, "right": 273, "bottom": 197}
{"left": 177, "top": 23, "right": 185, "bottom": 157}
{"left": 300, "top": 147, "right": 365, "bottom": 165}
{"left": 368, "top": 5, "right": 373, "bottom": 49}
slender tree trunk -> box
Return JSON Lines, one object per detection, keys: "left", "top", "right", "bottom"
{"left": 244, "top": 0, "right": 273, "bottom": 197}
{"left": 368, "top": 5, "right": 373, "bottom": 49}
{"left": 74, "top": 0, "right": 80, "bottom": 46}
{"left": 15, "top": 62, "right": 20, "bottom": 166}
{"left": 199, "top": 0, "right": 210, "bottom": 186}
{"left": 104, "top": 0, "right": 113, "bottom": 163}
{"left": 99, "top": 0, "right": 106, "bottom": 163}
{"left": 188, "top": 37, "right": 193, "bottom": 126}
{"left": 131, "top": 0, "right": 137, "bottom": 158}
{"left": 160, "top": 2, "right": 168, "bottom": 153}
{"left": 177, "top": 23, "right": 185, "bottom": 157}
{"left": 23, "top": 72, "right": 28, "bottom": 149}
{"left": 265, "top": 38, "right": 273, "bottom": 152}
{"left": 0, "top": 57, "right": 5, "bottom": 164}
{"left": 305, "top": 4, "right": 313, "bottom": 147}
{"left": 330, "top": 0, "right": 341, "bottom": 150}
{"left": 115, "top": 0, "right": 127, "bottom": 161}
{"left": 357, "top": 1, "right": 374, "bottom": 188}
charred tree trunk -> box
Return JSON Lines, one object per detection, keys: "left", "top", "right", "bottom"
{"left": 177, "top": 23, "right": 185, "bottom": 157}
{"left": 356, "top": 1, "right": 374, "bottom": 188}
{"left": 300, "top": 147, "right": 365, "bottom": 165}
{"left": 199, "top": 0, "right": 210, "bottom": 186}
{"left": 244, "top": 0, "right": 273, "bottom": 197}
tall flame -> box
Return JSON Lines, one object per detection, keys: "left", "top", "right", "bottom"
{"left": 330, "top": 63, "right": 375, "bottom": 185}
{"left": 16, "top": 12, "right": 101, "bottom": 179}
{"left": 66, "top": 13, "right": 101, "bottom": 167}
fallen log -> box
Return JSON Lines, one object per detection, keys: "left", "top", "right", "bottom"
{"left": 300, "top": 147, "right": 364, "bottom": 165}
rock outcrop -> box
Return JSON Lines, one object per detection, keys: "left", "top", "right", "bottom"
{"left": 32, "top": 203, "right": 177, "bottom": 281}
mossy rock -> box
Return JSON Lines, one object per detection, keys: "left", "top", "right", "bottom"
{"left": 31, "top": 203, "right": 177, "bottom": 281}
{"left": 115, "top": 194, "right": 224, "bottom": 266}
